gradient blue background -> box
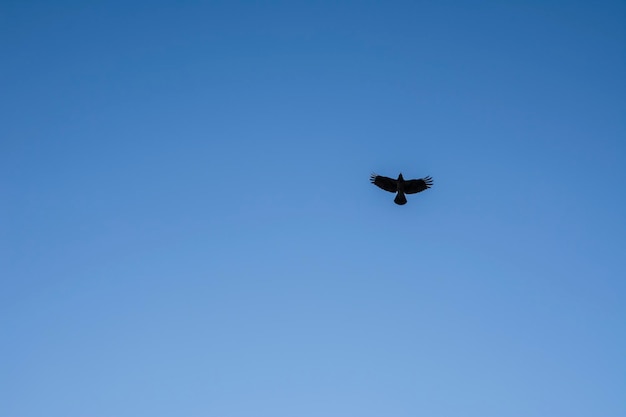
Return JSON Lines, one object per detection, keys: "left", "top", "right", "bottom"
{"left": 2, "top": 1, "right": 625, "bottom": 416}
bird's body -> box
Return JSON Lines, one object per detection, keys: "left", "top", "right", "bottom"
{"left": 370, "top": 173, "right": 433, "bottom": 205}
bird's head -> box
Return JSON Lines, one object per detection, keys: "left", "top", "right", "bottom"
{"left": 398, "top": 173, "right": 404, "bottom": 181}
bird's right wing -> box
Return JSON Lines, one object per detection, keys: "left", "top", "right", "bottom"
{"left": 370, "top": 174, "right": 397, "bottom": 192}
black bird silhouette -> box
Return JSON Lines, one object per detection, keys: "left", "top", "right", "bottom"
{"left": 370, "top": 173, "right": 433, "bottom": 205}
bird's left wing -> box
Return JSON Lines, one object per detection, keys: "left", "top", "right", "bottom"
{"left": 404, "top": 176, "right": 433, "bottom": 194}
{"left": 370, "top": 174, "right": 397, "bottom": 192}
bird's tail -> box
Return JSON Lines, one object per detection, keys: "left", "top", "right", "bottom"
{"left": 394, "top": 192, "right": 407, "bottom": 205}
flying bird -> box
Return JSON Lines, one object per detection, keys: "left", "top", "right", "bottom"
{"left": 370, "top": 173, "right": 433, "bottom": 205}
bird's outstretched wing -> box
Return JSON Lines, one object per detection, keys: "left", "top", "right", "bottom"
{"left": 404, "top": 176, "right": 433, "bottom": 194}
{"left": 370, "top": 174, "right": 397, "bottom": 192}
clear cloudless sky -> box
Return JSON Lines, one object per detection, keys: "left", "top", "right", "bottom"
{"left": 1, "top": 1, "right": 625, "bottom": 416}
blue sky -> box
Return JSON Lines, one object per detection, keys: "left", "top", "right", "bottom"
{"left": 1, "top": 1, "right": 625, "bottom": 416}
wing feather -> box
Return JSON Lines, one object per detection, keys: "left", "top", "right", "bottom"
{"left": 403, "top": 176, "right": 433, "bottom": 194}
{"left": 370, "top": 174, "right": 397, "bottom": 193}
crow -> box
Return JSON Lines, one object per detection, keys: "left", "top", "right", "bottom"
{"left": 370, "top": 173, "right": 433, "bottom": 205}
